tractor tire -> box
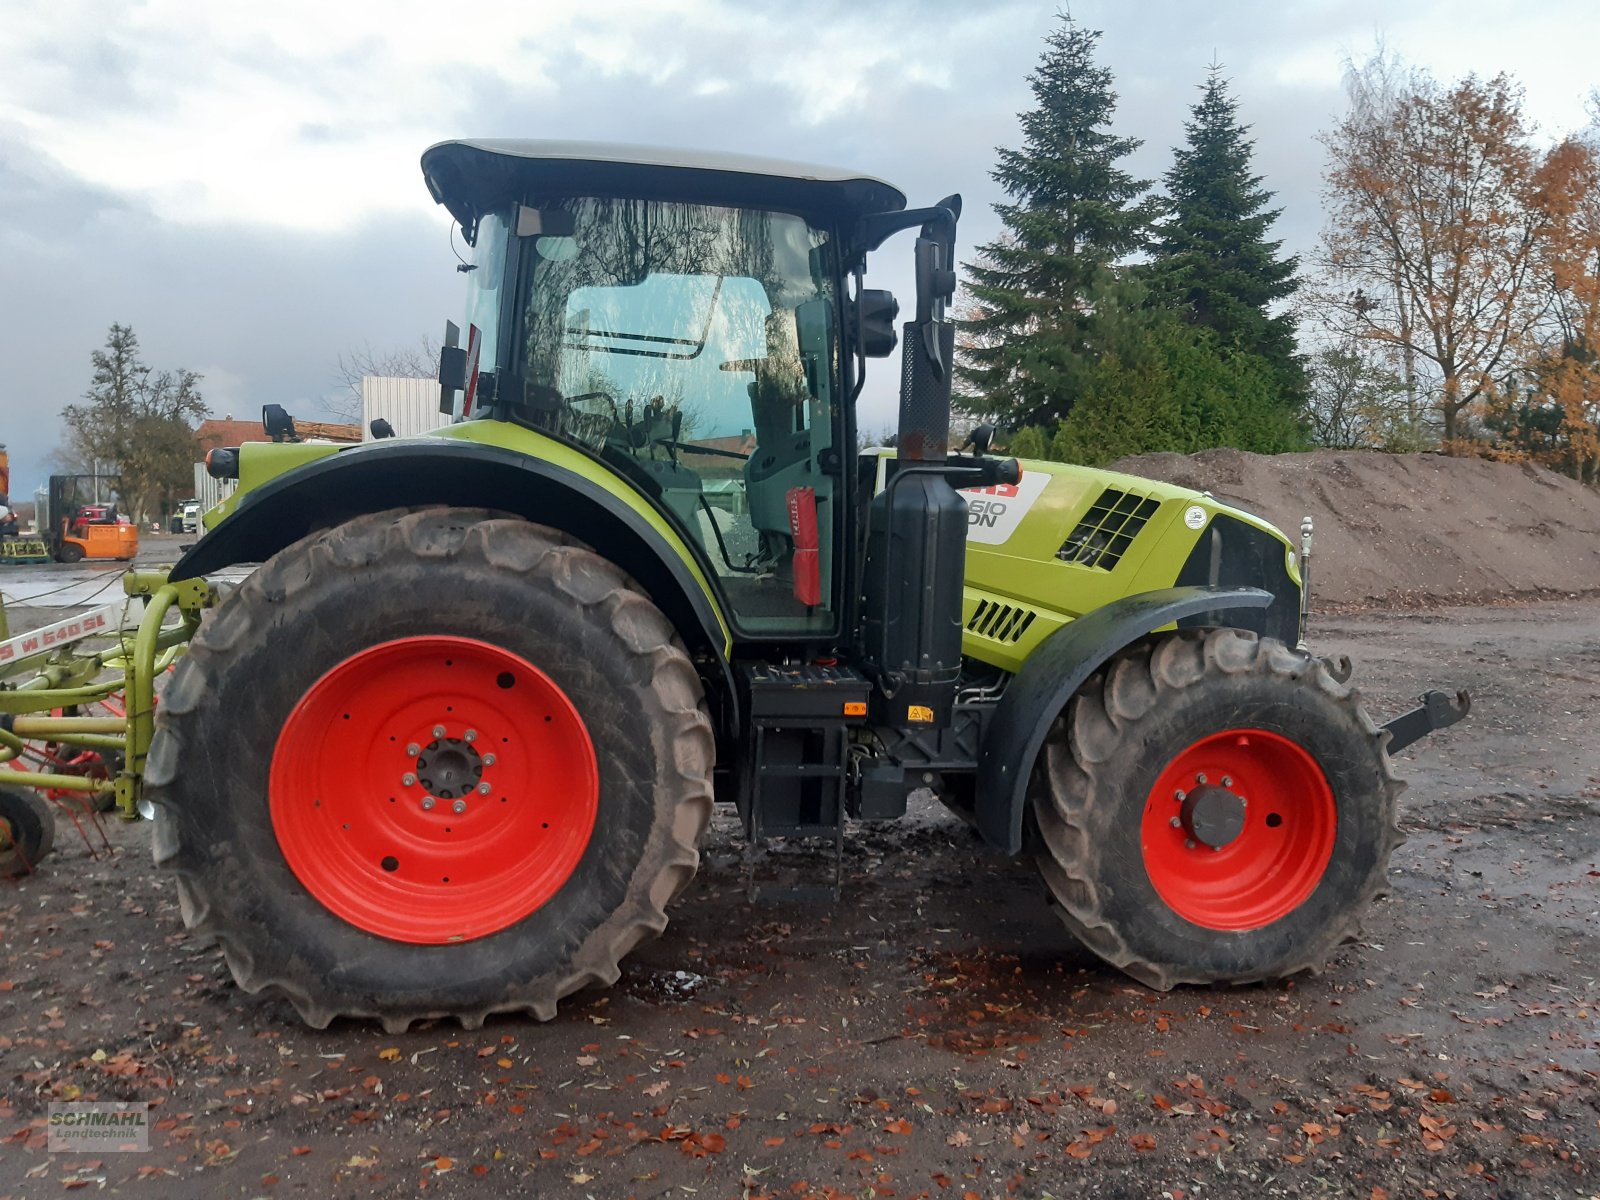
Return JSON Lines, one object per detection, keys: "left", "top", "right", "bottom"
{"left": 0, "top": 788, "right": 56, "bottom": 876}
{"left": 57, "top": 542, "right": 84, "bottom": 564}
{"left": 1029, "top": 628, "right": 1403, "bottom": 989}
{"left": 146, "top": 507, "right": 715, "bottom": 1031}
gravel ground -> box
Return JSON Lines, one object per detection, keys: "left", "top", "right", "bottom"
{"left": 0, "top": 596, "right": 1596, "bottom": 1198}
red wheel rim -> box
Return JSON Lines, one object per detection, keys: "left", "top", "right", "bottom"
{"left": 1139, "top": 728, "right": 1336, "bottom": 931}
{"left": 270, "top": 637, "right": 598, "bottom": 944}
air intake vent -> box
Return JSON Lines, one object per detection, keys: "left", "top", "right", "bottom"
{"left": 1057, "top": 489, "right": 1161, "bottom": 570}
{"left": 967, "top": 599, "right": 1037, "bottom": 643}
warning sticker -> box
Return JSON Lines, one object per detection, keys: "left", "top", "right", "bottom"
{"left": 960, "top": 471, "right": 1051, "bottom": 546}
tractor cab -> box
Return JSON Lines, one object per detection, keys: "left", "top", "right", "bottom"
{"left": 420, "top": 140, "right": 919, "bottom": 640}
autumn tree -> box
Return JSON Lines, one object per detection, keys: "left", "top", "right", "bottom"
{"left": 1149, "top": 67, "right": 1304, "bottom": 404}
{"left": 60, "top": 324, "right": 208, "bottom": 521}
{"left": 1317, "top": 65, "right": 1546, "bottom": 443}
{"left": 1514, "top": 136, "right": 1600, "bottom": 480}
{"left": 957, "top": 15, "right": 1157, "bottom": 426}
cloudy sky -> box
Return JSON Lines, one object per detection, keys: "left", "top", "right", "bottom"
{"left": 3, "top": 0, "right": 1597, "bottom": 497}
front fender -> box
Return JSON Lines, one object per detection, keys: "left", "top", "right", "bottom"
{"left": 975, "top": 585, "right": 1273, "bottom": 854}
{"left": 173, "top": 439, "right": 731, "bottom": 663}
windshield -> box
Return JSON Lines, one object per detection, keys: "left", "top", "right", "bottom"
{"left": 501, "top": 197, "right": 840, "bottom": 635}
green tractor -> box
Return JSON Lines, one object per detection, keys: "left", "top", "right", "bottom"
{"left": 150, "top": 141, "right": 1467, "bottom": 1030}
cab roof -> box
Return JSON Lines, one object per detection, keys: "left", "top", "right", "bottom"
{"left": 420, "top": 139, "right": 907, "bottom": 237}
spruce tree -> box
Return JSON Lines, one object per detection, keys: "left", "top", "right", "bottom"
{"left": 1150, "top": 67, "right": 1304, "bottom": 401}
{"left": 957, "top": 16, "right": 1156, "bottom": 426}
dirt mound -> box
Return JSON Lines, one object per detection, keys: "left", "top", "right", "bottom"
{"left": 1109, "top": 448, "right": 1600, "bottom": 608}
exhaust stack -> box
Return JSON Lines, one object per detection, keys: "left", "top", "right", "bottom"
{"left": 860, "top": 202, "right": 968, "bottom": 730}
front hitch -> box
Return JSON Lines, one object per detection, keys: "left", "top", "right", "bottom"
{"left": 1380, "top": 689, "right": 1472, "bottom": 754}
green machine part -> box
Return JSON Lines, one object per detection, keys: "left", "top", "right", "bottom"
{"left": 859, "top": 451, "right": 1301, "bottom": 674}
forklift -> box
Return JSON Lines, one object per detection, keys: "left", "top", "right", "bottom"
{"left": 44, "top": 475, "right": 138, "bottom": 564}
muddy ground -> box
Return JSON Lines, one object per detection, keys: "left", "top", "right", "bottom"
{"left": 1, "top": 593, "right": 1598, "bottom": 1199}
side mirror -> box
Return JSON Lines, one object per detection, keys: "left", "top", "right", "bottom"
{"left": 438, "top": 345, "right": 468, "bottom": 391}
{"left": 855, "top": 289, "right": 900, "bottom": 358}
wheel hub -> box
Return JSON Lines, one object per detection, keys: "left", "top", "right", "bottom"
{"left": 415, "top": 737, "right": 483, "bottom": 800}
{"left": 1180, "top": 784, "right": 1246, "bottom": 849}
{"left": 1140, "top": 728, "right": 1337, "bottom": 931}
{"left": 269, "top": 636, "right": 599, "bottom": 944}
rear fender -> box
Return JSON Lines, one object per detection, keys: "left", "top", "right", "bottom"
{"left": 975, "top": 586, "right": 1274, "bottom": 854}
{"left": 172, "top": 439, "right": 732, "bottom": 668}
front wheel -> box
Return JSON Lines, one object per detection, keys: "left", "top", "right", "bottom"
{"left": 1029, "top": 629, "right": 1403, "bottom": 989}
{"left": 56, "top": 541, "right": 84, "bottom": 564}
{"left": 0, "top": 789, "right": 56, "bottom": 876}
{"left": 147, "top": 508, "right": 715, "bottom": 1030}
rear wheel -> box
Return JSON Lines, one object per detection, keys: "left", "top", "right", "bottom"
{"left": 147, "top": 508, "right": 715, "bottom": 1030}
{"left": 0, "top": 789, "right": 56, "bottom": 876}
{"left": 1029, "top": 629, "right": 1402, "bottom": 988}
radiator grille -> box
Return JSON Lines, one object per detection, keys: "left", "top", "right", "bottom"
{"left": 967, "top": 599, "right": 1037, "bottom": 643}
{"left": 1057, "top": 488, "right": 1161, "bottom": 570}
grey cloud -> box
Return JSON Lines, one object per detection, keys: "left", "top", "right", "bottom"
{"left": 6, "top": 0, "right": 1587, "bottom": 495}
{"left": 0, "top": 135, "right": 458, "bottom": 495}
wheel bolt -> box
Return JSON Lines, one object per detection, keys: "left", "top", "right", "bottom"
{"left": 483, "top": 753, "right": 496, "bottom": 767}
{"left": 477, "top": 782, "right": 491, "bottom": 795}
{"left": 452, "top": 799, "right": 467, "bottom": 814}
{"left": 432, "top": 725, "right": 446, "bottom": 738}
{"left": 1170, "top": 816, "right": 1181, "bottom": 828}
{"left": 1184, "top": 838, "right": 1196, "bottom": 850}
{"left": 464, "top": 729, "right": 477, "bottom": 743}
{"left": 421, "top": 797, "right": 436, "bottom": 811}
{"left": 1195, "top": 773, "right": 1207, "bottom": 784}
{"left": 401, "top": 773, "right": 417, "bottom": 787}
{"left": 1221, "top": 775, "right": 1233, "bottom": 788}
{"left": 1174, "top": 789, "right": 1186, "bottom": 802}
{"left": 406, "top": 743, "right": 420, "bottom": 757}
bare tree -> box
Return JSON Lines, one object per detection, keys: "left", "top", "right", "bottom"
{"left": 327, "top": 337, "right": 439, "bottom": 422}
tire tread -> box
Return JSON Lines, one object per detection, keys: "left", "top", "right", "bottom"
{"left": 148, "top": 507, "right": 714, "bottom": 1029}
